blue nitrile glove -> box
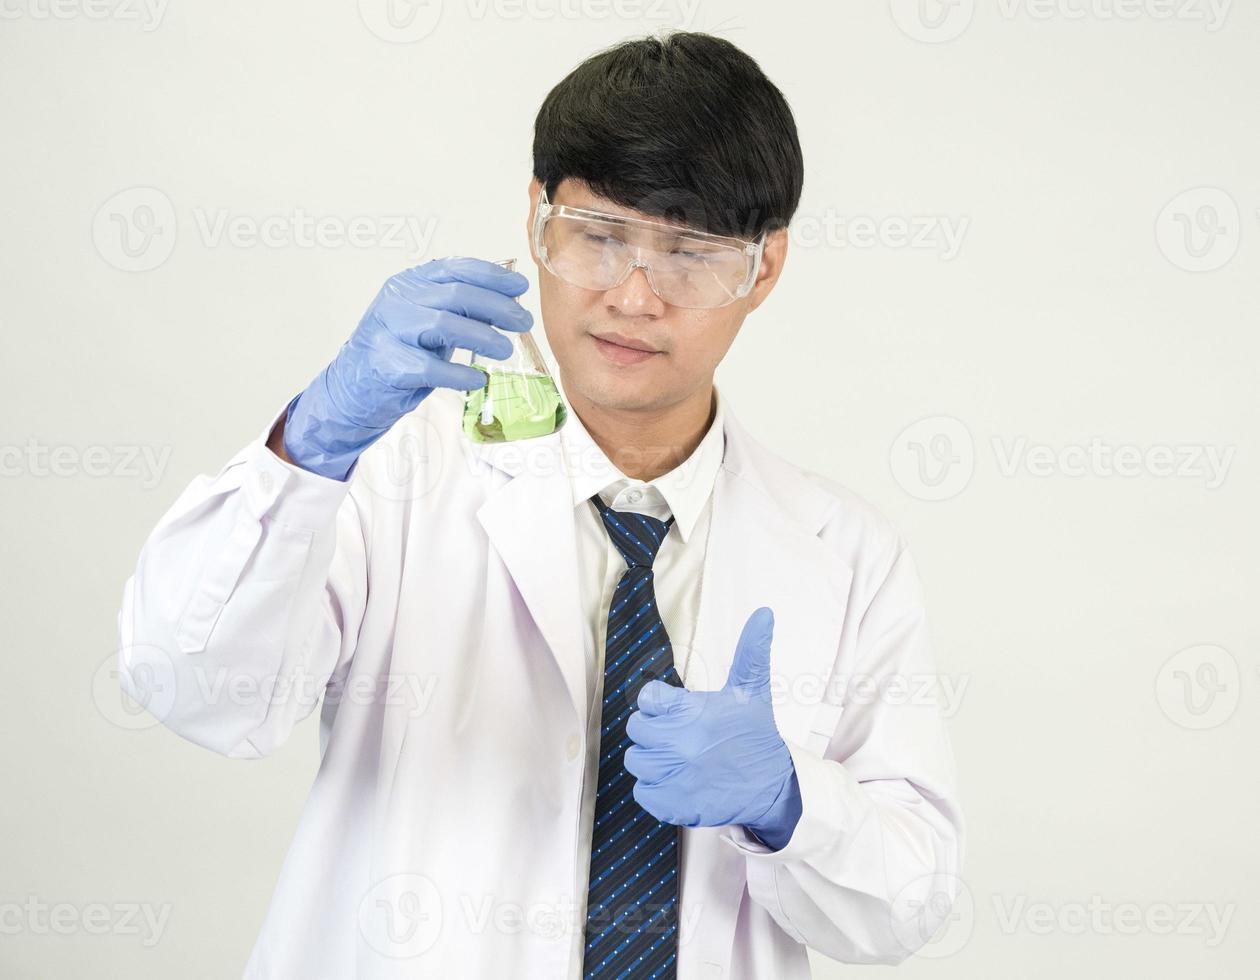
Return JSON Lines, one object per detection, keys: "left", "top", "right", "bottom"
{"left": 624, "top": 607, "right": 803, "bottom": 851}
{"left": 282, "top": 256, "right": 533, "bottom": 480}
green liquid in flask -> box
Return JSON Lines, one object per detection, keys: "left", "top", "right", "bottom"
{"left": 461, "top": 365, "right": 568, "bottom": 443}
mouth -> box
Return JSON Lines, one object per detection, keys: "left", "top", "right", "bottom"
{"left": 590, "top": 331, "right": 662, "bottom": 366}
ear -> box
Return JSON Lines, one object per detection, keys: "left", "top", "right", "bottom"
{"left": 526, "top": 177, "right": 543, "bottom": 269}
{"left": 745, "top": 227, "right": 788, "bottom": 314}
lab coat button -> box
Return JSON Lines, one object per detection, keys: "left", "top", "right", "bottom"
{"left": 565, "top": 733, "right": 580, "bottom": 761}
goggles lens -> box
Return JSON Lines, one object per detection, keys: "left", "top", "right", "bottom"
{"left": 534, "top": 197, "right": 761, "bottom": 309}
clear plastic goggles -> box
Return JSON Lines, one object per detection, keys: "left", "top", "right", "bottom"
{"left": 531, "top": 187, "right": 765, "bottom": 310}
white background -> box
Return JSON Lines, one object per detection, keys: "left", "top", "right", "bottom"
{"left": 1, "top": 0, "right": 1256, "bottom": 977}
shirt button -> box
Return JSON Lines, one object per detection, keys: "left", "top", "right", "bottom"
{"left": 626, "top": 489, "right": 643, "bottom": 504}
{"left": 565, "top": 733, "right": 580, "bottom": 761}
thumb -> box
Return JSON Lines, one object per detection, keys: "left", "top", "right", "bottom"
{"left": 723, "top": 606, "right": 775, "bottom": 695}
{"left": 637, "top": 677, "right": 689, "bottom": 716}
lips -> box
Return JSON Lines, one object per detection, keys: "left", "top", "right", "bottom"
{"left": 590, "top": 332, "right": 661, "bottom": 366}
{"left": 590, "top": 331, "right": 660, "bottom": 353}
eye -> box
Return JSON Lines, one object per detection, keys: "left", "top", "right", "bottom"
{"left": 583, "top": 230, "right": 630, "bottom": 249}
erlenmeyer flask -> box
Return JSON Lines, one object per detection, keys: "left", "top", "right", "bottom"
{"left": 461, "top": 258, "right": 568, "bottom": 444}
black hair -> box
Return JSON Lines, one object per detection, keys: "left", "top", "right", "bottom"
{"left": 532, "top": 31, "right": 803, "bottom": 240}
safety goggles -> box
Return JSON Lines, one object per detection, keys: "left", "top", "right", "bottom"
{"left": 531, "top": 186, "right": 765, "bottom": 310}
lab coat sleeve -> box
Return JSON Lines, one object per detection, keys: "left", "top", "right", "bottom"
{"left": 721, "top": 542, "right": 965, "bottom": 964}
{"left": 116, "top": 405, "right": 368, "bottom": 759}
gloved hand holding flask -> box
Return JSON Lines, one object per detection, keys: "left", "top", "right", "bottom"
{"left": 280, "top": 256, "right": 534, "bottom": 480}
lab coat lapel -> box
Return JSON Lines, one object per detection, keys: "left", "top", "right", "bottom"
{"left": 469, "top": 432, "right": 588, "bottom": 728}
{"left": 688, "top": 406, "right": 853, "bottom": 747}
{"left": 463, "top": 400, "right": 855, "bottom": 746}
{"left": 680, "top": 404, "right": 855, "bottom": 980}
{"left": 465, "top": 400, "right": 856, "bottom": 980}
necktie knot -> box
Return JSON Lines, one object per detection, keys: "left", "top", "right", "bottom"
{"left": 589, "top": 493, "right": 674, "bottom": 569}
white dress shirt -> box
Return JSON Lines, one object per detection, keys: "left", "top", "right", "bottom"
{"left": 554, "top": 371, "right": 727, "bottom": 972}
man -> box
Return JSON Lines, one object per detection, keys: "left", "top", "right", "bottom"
{"left": 119, "top": 31, "right": 963, "bottom": 979}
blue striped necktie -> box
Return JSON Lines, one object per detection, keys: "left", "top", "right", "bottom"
{"left": 582, "top": 493, "right": 682, "bottom": 979}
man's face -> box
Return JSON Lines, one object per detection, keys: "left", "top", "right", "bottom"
{"left": 525, "top": 177, "right": 786, "bottom": 415}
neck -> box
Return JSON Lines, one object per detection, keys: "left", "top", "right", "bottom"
{"left": 566, "top": 378, "right": 716, "bottom": 482}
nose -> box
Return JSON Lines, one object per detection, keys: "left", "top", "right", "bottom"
{"left": 603, "top": 261, "right": 665, "bottom": 317}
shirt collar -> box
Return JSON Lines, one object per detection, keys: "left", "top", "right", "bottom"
{"left": 556, "top": 372, "right": 726, "bottom": 544}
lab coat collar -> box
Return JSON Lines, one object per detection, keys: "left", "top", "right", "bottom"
{"left": 553, "top": 372, "right": 726, "bottom": 544}
{"left": 464, "top": 384, "right": 850, "bottom": 719}
{"left": 464, "top": 374, "right": 837, "bottom": 538}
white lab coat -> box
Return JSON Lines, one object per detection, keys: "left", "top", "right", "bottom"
{"left": 118, "top": 387, "right": 963, "bottom": 979}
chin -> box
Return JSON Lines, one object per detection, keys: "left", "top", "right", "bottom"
{"left": 572, "top": 365, "right": 672, "bottom": 413}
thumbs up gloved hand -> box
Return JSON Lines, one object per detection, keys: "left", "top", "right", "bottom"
{"left": 624, "top": 607, "right": 803, "bottom": 851}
